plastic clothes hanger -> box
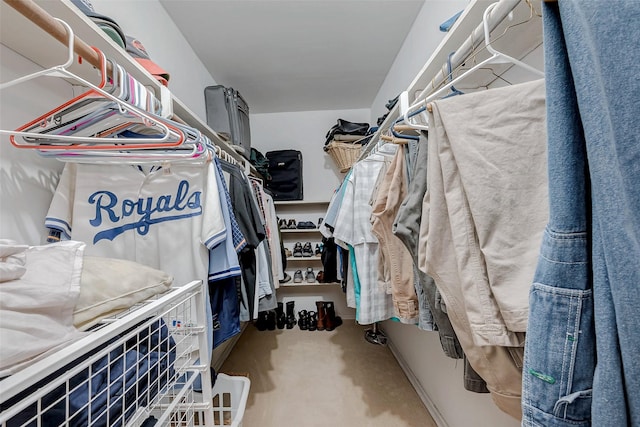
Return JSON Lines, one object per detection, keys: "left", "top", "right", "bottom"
{"left": 400, "top": 51, "right": 466, "bottom": 130}
{"left": 35, "top": 57, "right": 121, "bottom": 132}
{"left": 380, "top": 135, "right": 410, "bottom": 144}
{"left": 390, "top": 121, "right": 419, "bottom": 141}
{"left": 434, "top": 1, "right": 544, "bottom": 90}
{"left": 0, "top": 20, "right": 184, "bottom": 149}
{"left": 37, "top": 127, "right": 208, "bottom": 164}
{"left": 443, "top": 51, "right": 465, "bottom": 98}
{"left": 402, "top": 2, "right": 544, "bottom": 128}
{"left": 38, "top": 141, "right": 204, "bottom": 163}
{"left": 6, "top": 51, "right": 184, "bottom": 148}
{"left": 38, "top": 118, "right": 209, "bottom": 163}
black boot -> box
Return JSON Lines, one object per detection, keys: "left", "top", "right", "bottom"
{"left": 285, "top": 301, "right": 297, "bottom": 329}
{"left": 275, "top": 302, "right": 286, "bottom": 329}
{"left": 324, "top": 301, "right": 343, "bottom": 331}
{"left": 308, "top": 311, "right": 318, "bottom": 331}
{"left": 255, "top": 311, "right": 269, "bottom": 331}
{"left": 298, "top": 310, "right": 308, "bottom": 330}
{"left": 267, "top": 310, "right": 277, "bottom": 330}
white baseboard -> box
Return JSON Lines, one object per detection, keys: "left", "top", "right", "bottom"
{"left": 383, "top": 329, "right": 450, "bottom": 427}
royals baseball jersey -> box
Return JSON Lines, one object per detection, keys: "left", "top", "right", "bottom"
{"left": 45, "top": 161, "right": 226, "bottom": 287}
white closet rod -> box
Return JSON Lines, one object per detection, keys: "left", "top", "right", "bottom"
{"left": 359, "top": 0, "right": 523, "bottom": 161}
{"left": 3, "top": 0, "right": 188, "bottom": 122}
{"left": 413, "top": 0, "right": 521, "bottom": 104}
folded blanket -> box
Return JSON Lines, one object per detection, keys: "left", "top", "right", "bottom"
{"left": 0, "top": 241, "right": 85, "bottom": 375}
{"left": 0, "top": 239, "right": 28, "bottom": 282}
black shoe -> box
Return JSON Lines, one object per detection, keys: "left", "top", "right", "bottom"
{"left": 314, "top": 243, "right": 323, "bottom": 257}
{"left": 293, "top": 270, "right": 303, "bottom": 283}
{"left": 278, "top": 218, "right": 287, "bottom": 229}
{"left": 285, "top": 301, "right": 297, "bottom": 329}
{"left": 255, "top": 311, "right": 269, "bottom": 331}
{"left": 302, "top": 242, "right": 313, "bottom": 257}
{"left": 279, "top": 272, "right": 292, "bottom": 284}
{"left": 308, "top": 311, "right": 318, "bottom": 331}
{"left": 266, "top": 311, "right": 277, "bottom": 330}
{"left": 275, "top": 302, "right": 286, "bottom": 329}
{"left": 293, "top": 242, "right": 303, "bottom": 257}
{"left": 298, "top": 310, "right": 309, "bottom": 330}
{"left": 287, "top": 219, "right": 297, "bottom": 229}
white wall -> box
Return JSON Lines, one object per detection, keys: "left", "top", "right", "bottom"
{"left": 0, "top": 46, "right": 68, "bottom": 245}
{"left": 251, "top": 108, "right": 371, "bottom": 202}
{"left": 370, "top": 1, "right": 521, "bottom": 426}
{"left": 250, "top": 108, "right": 370, "bottom": 319}
{"left": 90, "top": 0, "right": 217, "bottom": 120}
{"left": 370, "top": 0, "right": 469, "bottom": 124}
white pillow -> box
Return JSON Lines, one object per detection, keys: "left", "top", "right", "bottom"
{"left": 73, "top": 257, "right": 173, "bottom": 330}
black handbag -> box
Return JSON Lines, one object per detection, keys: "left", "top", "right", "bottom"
{"left": 325, "top": 119, "right": 369, "bottom": 145}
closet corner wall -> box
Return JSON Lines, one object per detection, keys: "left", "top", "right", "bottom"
{"left": 250, "top": 109, "right": 371, "bottom": 318}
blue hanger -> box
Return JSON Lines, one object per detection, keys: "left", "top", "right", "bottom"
{"left": 392, "top": 105, "right": 426, "bottom": 138}
{"left": 391, "top": 112, "right": 420, "bottom": 140}
{"left": 444, "top": 51, "right": 465, "bottom": 99}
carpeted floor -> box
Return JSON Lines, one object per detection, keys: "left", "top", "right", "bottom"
{"left": 219, "top": 320, "right": 437, "bottom": 427}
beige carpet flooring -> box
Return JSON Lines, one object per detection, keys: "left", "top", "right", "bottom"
{"left": 219, "top": 320, "right": 437, "bottom": 427}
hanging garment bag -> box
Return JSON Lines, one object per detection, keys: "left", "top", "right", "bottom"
{"left": 265, "top": 149, "right": 303, "bottom": 201}
{"left": 204, "top": 85, "right": 251, "bottom": 155}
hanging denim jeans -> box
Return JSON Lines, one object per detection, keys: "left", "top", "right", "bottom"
{"left": 523, "top": 2, "right": 640, "bottom": 426}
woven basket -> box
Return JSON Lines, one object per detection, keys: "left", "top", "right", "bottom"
{"left": 325, "top": 141, "right": 364, "bottom": 173}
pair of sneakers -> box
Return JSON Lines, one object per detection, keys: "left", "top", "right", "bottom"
{"left": 293, "top": 242, "right": 313, "bottom": 257}
{"left": 278, "top": 218, "right": 297, "bottom": 229}
{"left": 293, "top": 267, "right": 315, "bottom": 283}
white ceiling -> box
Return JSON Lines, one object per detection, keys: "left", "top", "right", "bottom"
{"left": 159, "top": 0, "right": 425, "bottom": 113}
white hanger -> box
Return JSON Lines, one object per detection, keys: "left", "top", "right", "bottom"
{"left": 0, "top": 18, "right": 74, "bottom": 91}
{"left": 401, "top": 2, "right": 544, "bottom": 129}
{"left": 0, "top": 19, "right": 182, "bottom": 147}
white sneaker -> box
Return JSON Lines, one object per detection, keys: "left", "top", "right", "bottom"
{"left": 305, "top": 267, "right": 315, "bottom": 283}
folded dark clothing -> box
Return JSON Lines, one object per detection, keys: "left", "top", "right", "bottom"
{"left": 385, "top": 94, "right": 400, "bottom": 110}
{"left": 296, "top": 221, "right": 316, "bottom": 229}
{"left": 325, "top": 119, "right": 370, "bottom": 145}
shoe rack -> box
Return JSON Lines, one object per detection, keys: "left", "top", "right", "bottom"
{"left": 275, "top": 200, "right": 339, "bottom": 287}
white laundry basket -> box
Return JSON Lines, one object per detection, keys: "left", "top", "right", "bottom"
{"left": 211, "top": 373, "right": 251, "bottom": 427}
